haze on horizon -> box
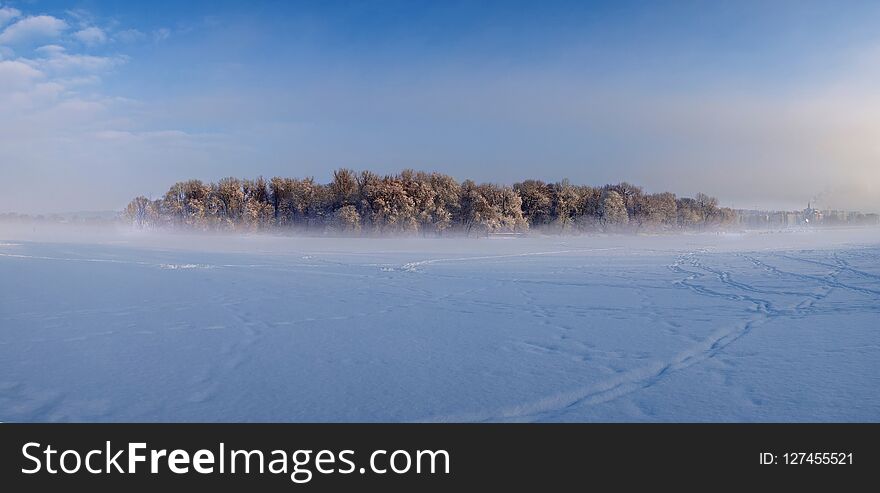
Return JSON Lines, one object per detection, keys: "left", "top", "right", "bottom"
{"left": 1, "top": 0, "right": 878, "bottom": 215}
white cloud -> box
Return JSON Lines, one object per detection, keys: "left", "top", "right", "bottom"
{"left": 74, "top": 26, "right": 107, "bottom": 46}
{"left": 0, "top": 9, "right": 132, "bottom": 118}
{"left": 0, "top": 15, "right": 68, "bottom": 45}
{"left": 0, "top": 5, "right": 21, "bottom": 27}
{"left": 0, "top": 59, "right": 43, "bottom": 91}
{"left": 0, "top": 62, "right": 66, "bottom": 113}
{"left": 5, "top": 80, "right": 65, "bottom": 108}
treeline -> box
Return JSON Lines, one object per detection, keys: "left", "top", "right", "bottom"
{"left": 125, "top": 169, "right": 735, "bottom": 234}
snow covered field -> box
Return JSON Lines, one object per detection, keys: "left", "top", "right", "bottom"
{"left": 1, "top": 226, "right": 879, "bottom": 422}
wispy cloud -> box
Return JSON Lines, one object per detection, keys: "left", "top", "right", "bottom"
{"left": 153, "top": 27, "right": 171, "bottom": 42}
{"left": 94, "top": 129, "right": 193, "bottom": 141}
{"left": 64, "top": 8, "right": 95, "bottom": 27}
{"left": 115, "top": 28, "right": 144, "bottom": 43}
{"left": 0, "top": 5, "right": 205, "bottom": 213}
{"left": 73, "top": 26, "right": 107, "bottom": 46}
{"left": 31, "top": 44, "right": 126, "bottom": 73}
{"left": 0, "top": 4, "right": 21, "bottom": 27}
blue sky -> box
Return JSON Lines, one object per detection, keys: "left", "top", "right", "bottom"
{"left": 1, "top": 0, "right": 879, "bottom": 212}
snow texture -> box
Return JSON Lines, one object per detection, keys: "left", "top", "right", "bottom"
{"left": 1, "top": 226, "right": 878, "bottom": 422}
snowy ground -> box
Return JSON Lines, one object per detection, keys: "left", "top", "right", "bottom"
{"left": 1, "top": 225, "right": 879, "bottom": 422}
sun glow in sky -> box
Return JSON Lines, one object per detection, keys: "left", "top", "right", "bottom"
{"left": 1, "top": 0, "right": 878, "bottom": 213}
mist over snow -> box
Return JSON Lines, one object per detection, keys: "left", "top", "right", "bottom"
{"left": 1, "top": 225, "right": 878, "bottom": 421}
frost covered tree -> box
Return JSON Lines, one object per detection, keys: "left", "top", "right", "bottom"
{"left": 359, "top": 174, "right": 417, "bottom": 232}
{"left": 215, "top": 177, "right": 245, "bottom": 227}
{"left": 330, "top": 168, "right": 359, "bottom": 209}
{"left": 333, "top": 205, "right": 361, "bottom": 232}
{"left": 243, "top": 177, "right": 274, "bottom": 230}
{"left": 458, "top": 180, "right": 495, "bottom": 234}
{"left": 127, "top": 168, "right": 731, "bottom": 234}
{"left": 549, "top": 179, "right": 578, "bottom": 231}
{"left": 676, "top": 197, "right": 701, "bottom": 228}
{"left": 124, "top": 196, "right": 158, "bottom": 228}
{"left": 428, "top": 172, "right": 460, "bottom": 234}
{"left": 695, "top": 192, "right": 719, "bottom": 223}
{"left": 514, "top": 180, "right": 552, "bottom": 226}
{"left": 599, "top": 189, "right": 629, "bottom": 228}
{"left": 641, "top": 192, "right": 678, "bottom": 228}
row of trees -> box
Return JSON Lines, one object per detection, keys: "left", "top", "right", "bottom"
{"left": 125, "top": 169, "right": 735, "bottom": 234}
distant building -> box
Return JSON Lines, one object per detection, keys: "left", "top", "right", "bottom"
{"left": 824, "top": 210, "right": 848, "bottom": 225}
{"left": 803, "top": 202, "right": 822, "bottom": 224}
{"left": 732, "top": 203, "right": 876, "bottom": 229}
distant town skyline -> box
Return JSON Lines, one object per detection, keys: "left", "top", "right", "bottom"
{"left": 1, "top": 1, "right": 879, "bottom": 214}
